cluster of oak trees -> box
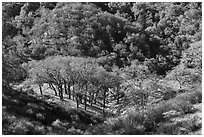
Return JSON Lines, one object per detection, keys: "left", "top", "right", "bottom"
{"left": 26, "top": 56, "right": 122, "bottom": 112}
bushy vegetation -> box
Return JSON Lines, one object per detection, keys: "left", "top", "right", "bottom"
{"left": 85, "top": 86, "right": 202, "bottom": 135}
{"left": 2, "top": 2, "right": 202, "bottom": 135}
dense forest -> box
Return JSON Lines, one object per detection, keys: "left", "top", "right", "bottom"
{"left": 2, "top": 2, "right": 202, "bottom": 135}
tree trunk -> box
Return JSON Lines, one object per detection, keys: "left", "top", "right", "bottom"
{"left": 78, "top": 92, "right": 82, "bottom": 104}
{"left": 116, "top": 87, "right": 119, "bottom": 104}
{"left": 93, "top": 93, "right": 97, "bottom": 104}
{"left": 58, "top": 84, "right": 63, "bottom": 100}
{"left": 49, "top": 83, "right": 57, "bottom": 96}
{"left": 72, "top": 83, "right": 75, "bottom": 100}
{"left": 94, "top": 89, "right": 99, "bottom": 104}
{"left": 64, "top": 80, "right": 68, "bottom": 94}
{"left": 39, "top": 84, "right": 43, "bottom": 95}
{"left": 84, "top": 84, "right": 88, "bottom": 111}
{"left": 103, "top": 88, "right": 106, "bottom": 113}
{"left": 67, "top": 83, "right": 71, "bottom": 99}
{"left": 90, "top": 97, "right": 93, "bottom": 106}
{"left": 89, "top": 93, "right": 93, "bottom": 106}
{"left": 73, "top": 92, "right": 75, "bottom": 101}
{"left": 84, "top": 93, "right": 87, "bottom": 111}
{"left": 76, "top": 94, "right": 79, "bottom": 109}
{"left": 176, "top": 78, "right": 182, "bottom": 90}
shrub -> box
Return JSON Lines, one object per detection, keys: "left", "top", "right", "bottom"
{"left": 146, "top": 94, "right": 195, "bottom": 124}
{"left": 156, "top": 122, "right": 180, "bottom": 135}
{"left": 7, "top": 119, "right": 35, "bottom": 135}
{"left": 162, "top": 110, "right": 181, "bottom": 119}
{"left": 162, "top": 89, "right": 177, "bottom": 100}
{"left": 181, "top": 41, "right": 202, "bottom": 70}
{"left": 146, "top": 102, "right": 174, "bottom": 123}
{"left": 175, "top": 91, "right": 202, "bottom": 105}
{"left": 166, "top": 66, "right": 201, "bottom": 90}
{"left": 189, "top": 85, "right": 202, "bottom": 104}
{"left": 67, "top": 126, "right": 84, "bottom": 135}
{"left": 89, "top": 108, "right": 147, "bottom": 135}
{"left": 119, "top": 110, "right": 146, "bottom": 135}
{"left": 181, "top": 116, "right": 202, "bottom": 133}
{"left": 169, "top": 99, "right": 194, "bottom": 114}
{"left": 103, "top": 109, "right": 146, "bottom": 135}
{"left": 155, "top": 110, "right": 202, "bottom": 135}
{"left": 86, "top": 124, "right": 112, "bottom": 135}
{"left": 105, "top": 117, "right": 124, "bottom": 132}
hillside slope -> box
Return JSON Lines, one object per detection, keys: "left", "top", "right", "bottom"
{"left": 2, "top": 85, "right": 103, "bottom": 135}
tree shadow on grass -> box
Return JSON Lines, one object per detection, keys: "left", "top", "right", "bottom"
{"left": 2, "top": 85, "right": 103, "bottom": 134}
